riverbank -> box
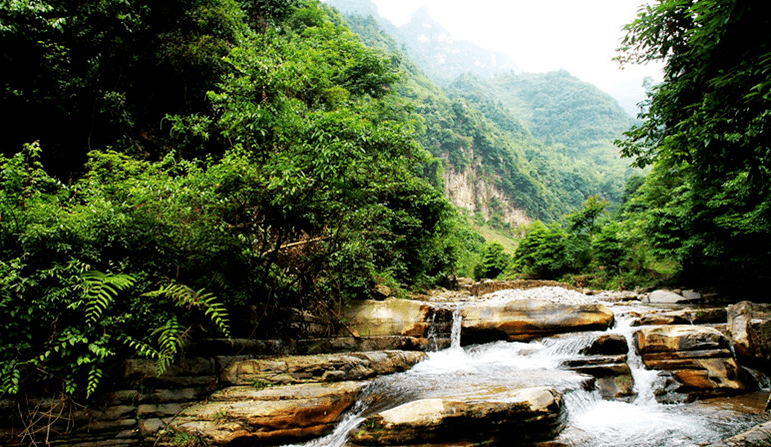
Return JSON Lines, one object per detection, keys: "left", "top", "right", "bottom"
{"left": 2, "top": 280, "right": 769, "bottom": 446}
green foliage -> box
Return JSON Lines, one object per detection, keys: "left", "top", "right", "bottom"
{"left": 511, "top": 221, "right": 571, "bottom": 279}
{"left": 1, "top": 1, "right": 461, "bottom": 401}
{"left": 473, "top": 243, "right": 512, "bottom": 280}
{"left": 0, "top": 145, "right": 235, "bottom": 399}
{"left": 615, "top": 0, "right": 771, "bottom": 287}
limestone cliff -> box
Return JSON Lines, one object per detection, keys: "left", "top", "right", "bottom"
{"left": 441, "top": 152, "right": 532, "bottom": 228}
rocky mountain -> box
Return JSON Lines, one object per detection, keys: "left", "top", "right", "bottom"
{"left": 326, "top": 0, "right": 637, "bottom": 224}
{"left": 326, "top": 1, "right": 519, "bottom": 85}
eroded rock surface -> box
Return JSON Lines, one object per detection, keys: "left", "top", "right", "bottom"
{"left": 635, "top": 325, "right": 755, "bottom": 401}
{"left": 461, "top": 300, "right": 614, "bottom": 344}
{"left": 350, "top": 386, "right": 565, "bottom": 446}
{"left": 562, "top": 333, "right": 635, "bottom": 400}
{"left": 345, "top": 298, "right": 436, "bottom": 337}
{"left": 221, "top": 350, "right": 427, "bottom": 386}
{"left": 171, "top": 381, "right": 366, "bottom": 445}
{"left": 727, "top": 301, "right": 771, "bottom": 369}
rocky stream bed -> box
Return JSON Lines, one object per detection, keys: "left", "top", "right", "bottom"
{"left": 4, "top": 280, "right": 771, "bottom": 446}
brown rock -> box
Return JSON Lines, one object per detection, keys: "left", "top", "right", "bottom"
{"left": 220, "top": 350, "right": 427, "bottom": 386}
{"left": 171, "top": 381, "right": 366, "bottom": 446}
{"left": 727, "top": 301, "right": 771, "bottom": 368}
{"left": 345, "top": 299, "right": 433, "bottom": 337}
{"left": 578, "top": 334, "right": 628, "bottom": 356}
{"left": 461, "top": 300, "right": 614, "bottom": 344}
{"left": 634, "top": 325, "right": 754, "bottom": 400}
{"left": 351, "top": 386, "right": 564, "bottom": 446}
{"left": 634, "top": 325, "right": 729, "bottom": 354}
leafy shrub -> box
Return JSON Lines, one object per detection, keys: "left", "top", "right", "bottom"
{"left": 473, "top": 242, "right": 512, "bottom": 280}
{"left": 511, "top": 221, "right": 570, "bottom": 279}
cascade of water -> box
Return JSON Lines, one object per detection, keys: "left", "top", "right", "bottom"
{"left": 450, "top": 308, "right": 462, "bottom": 350}
{"left": 426, "top": 311, "right": 439, "bottom": 352}
{"left": 283, "top": 299, "right": 768, "bottom": 447}
{"left": 611, "top": 313, "right": 662, "bottom": 405}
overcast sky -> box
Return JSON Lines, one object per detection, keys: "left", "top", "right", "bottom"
{"left": 368, "top": 0, "right": 663, "bottom": 95}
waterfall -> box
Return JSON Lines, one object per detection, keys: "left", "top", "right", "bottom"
{"left": 283, "top": 299, "right": 768, "bottom": 447}
{"left": 450, "top": 308, "right": 462, "bottom": 350}
{"left": 611, "top": 314, "right": 662, "bottom": 405}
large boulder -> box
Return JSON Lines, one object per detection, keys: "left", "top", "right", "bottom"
{"left": 727, "top": 301, "right": 771, "bottom": 369}
{"left": 220, "top": 351, "right": 426, "bottom": 386}
{"left": 634, "top": 325, "right": 755, "bottom": 401}
{"left": 170, "top": 381, "right": 366, "bottom": 445}
{"left": 345, "top": 299, "right": 434, "bottom": 338}
{"left": 350, "top": 386, "right": 565, "bottom": 446}
{"left": 460, "top": 300, "right": 614, "bottom": 344}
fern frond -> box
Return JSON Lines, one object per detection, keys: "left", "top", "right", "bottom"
{"left": 153, "top": 317, "right": 185, "bottom": 376}
{"left": 143, "top": 282, "right": 231, "bottom": 338}
{"left": 82, "top": 270, "right": 136, "bottom": 326}
{"left": 86, "top": 365, "right": 102, "bottom": 398}
{"left": 117, "top": 333, "right": 160, "bottom": 359}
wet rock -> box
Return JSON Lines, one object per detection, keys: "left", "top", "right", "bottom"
{"left": 702, "top": 420, "right": 771, "bottom": 447}
{"left": 635, "top": 325, "right": 755, "bottom": 401}
{"left": 350, "top": 386, "right": 564, "bottom": 446}
{"left": 460, "top": 300, "right": 614, "bottom": 344}
{"left": 727, "top": 301, "right": 771, "bottom": 369}
{"left": 579, "top": 334, "right": 628, "bottom": 356}
{"left": 554, "top": 333, "right": 635, "bottom": 401}
{"left": 171, "top": 381, "right": 366, "bottom": 446}
{"left": 220, "top": 350, "right": 426, "bottom": 386}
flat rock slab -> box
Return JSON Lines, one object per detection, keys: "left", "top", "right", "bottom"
{"left": 635, "top": 325, "right": 729, "bottom": 354}
{"left": 221, "top": 350, "right": 427, "bottom": 386}
{"left": 171, "top": 381, "right": 367, "bottom": 446}
{"left": 633, "top": 307, "right": 727, "bottom": 326}
{"left": 461, "top": 300, "right": 614, "bottom": 344}
{"left": 351, "top": 386, "right": 565, "bottom": 446}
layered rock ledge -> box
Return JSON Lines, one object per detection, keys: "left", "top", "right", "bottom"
{"left": 461, "top": 299, "right": 615, "bottom": 344}
{"left": 350, "top": 386, "right": 565, "bottom": 446}
{"left": 634, "top": 325, "right": 755, "bottom": 402}
{"left": 221, "top": 350, "right": 427, "bottom": 386}
{"left": 171, "top": 381, "right": 367, "bottom": 445}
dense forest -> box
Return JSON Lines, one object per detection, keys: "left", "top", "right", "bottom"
{"left": 1, "top": 0, "right": 770, "bottom": 403}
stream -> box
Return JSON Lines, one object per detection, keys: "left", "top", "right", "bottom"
{"left": 293, "top": 302, "right": 769, "bottom": 447}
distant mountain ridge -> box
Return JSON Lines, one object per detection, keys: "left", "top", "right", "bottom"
{"left": 326, "top": 0, "right": 519, "bottom": 84}
{"left": 325, "top": 0, "right": 640, "bottom": 225}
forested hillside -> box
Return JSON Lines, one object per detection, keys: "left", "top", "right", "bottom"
{"left": 331, "top": 1, "right": 638, "bottom": 218}
{"left": 450, "top": 71, "right": 638, "bottom": 206}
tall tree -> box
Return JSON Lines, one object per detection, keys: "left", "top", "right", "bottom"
{"left": 616, "top": 0, "right": 771, "bottom": 287}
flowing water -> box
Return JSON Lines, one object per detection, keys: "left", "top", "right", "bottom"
{"left": 291, "top": 302, "right": 769, "bottom": 447}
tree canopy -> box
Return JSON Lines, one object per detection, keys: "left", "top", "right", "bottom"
{"left": 0, "top": 0, "right": 457, "bottom": 400}
{"left": 616, "top": 0, "right": 771, "bottom": 286}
